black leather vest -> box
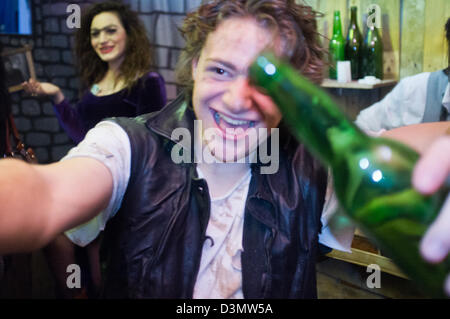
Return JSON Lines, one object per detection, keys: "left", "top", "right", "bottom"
{"left": 100, "top": 93, "right": 328, "bottom": 298}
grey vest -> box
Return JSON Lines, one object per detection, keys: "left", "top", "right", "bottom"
{"left": 423, "top": 69, "right": 450, "bottom": 122}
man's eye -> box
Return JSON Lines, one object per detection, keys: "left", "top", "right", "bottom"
{"left": 209, "top": 67, "right": 230, "bottom": 77}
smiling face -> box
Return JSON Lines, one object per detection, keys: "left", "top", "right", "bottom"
{"left": 90, "top": 11, "right": 127, "bottom": 67}
{"left": 191, "top": 17, "right": 282, "bottom": 163}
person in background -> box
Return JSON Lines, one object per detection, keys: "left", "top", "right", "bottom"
{"left": 21, "top": 1, "right": 167, "bottom": 298}
{"left": 355, "top": 18, "right": 450, "bottom": 134}
{"left": 22, "top": 1, "right": 166, "bottom": 144}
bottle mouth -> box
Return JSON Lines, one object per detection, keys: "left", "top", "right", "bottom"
{"left": 249, "top": 51, "right": 280, "bottom": 89}
{"left": 249, "top": 51, "right": 318, "bottom": 96}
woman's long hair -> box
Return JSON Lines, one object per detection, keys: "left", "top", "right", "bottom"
{"left": 74, "top": 1, "right": 153, "bottom": 93}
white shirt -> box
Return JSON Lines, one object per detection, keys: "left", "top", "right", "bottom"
{"left": 62, "top": 120, "right": 353, "bottom": 298}
{"left": 355, "top": 72, "right": 450, "bottom": 134}
{"left": 193, "top": 167, "right": 250, "bottom": 299}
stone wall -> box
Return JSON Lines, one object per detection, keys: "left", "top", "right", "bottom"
{"left": 1, "top": 0, "right": 201, "bottom": 164}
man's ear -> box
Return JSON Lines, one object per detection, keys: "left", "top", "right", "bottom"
{"left": 192, "top": 58, "right": 199, "bottom": 80}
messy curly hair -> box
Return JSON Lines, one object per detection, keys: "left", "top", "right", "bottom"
{"left": 176, "top": 0, "right": 325, "bottom": 98}
{"left": 74, "top": 1, "right": 152, "bottom": 93}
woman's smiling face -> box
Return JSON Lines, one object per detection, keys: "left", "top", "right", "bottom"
{"left": 191, "top": 17, "right": 282, "bottom": 163}
{"left": 90, "top": 11, "right": 127, "bottom": 66}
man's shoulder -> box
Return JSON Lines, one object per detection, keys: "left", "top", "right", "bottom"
{"left": 399, "top": 72, "right": 431, "bottom": 87}
{"left": 106, "top": 114, "right": 151, "bottom": 130}
{"left": 103, "top": 114, "right": 161, "bottom": 152}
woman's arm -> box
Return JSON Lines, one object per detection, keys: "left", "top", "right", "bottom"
{"left": 22, "top": 78, "right": 86, "bottom": 143}
{"left": 137, "top": 72, "right": 167, "bottom": 115}
{"left": 0, "top": 157, "right": 113, "bottom": 253}
{"left": 53, "top": 99, "right": 87, "bottom": 144}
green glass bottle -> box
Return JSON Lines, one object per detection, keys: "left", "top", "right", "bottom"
{"left": 329, "top": 11, "right": 346, "bottom": 80}
{"left": 249, "top": 52, "right": 450, "bottom": 298}
{"left": 345, "top": 6, "right": 363, "bottom": 80}
{"left": 362, "top": 25, "right": 383, "bottom": 79}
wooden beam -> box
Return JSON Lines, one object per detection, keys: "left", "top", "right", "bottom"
{"left": 399, "top": 0, "right": 426, "bottom": 78}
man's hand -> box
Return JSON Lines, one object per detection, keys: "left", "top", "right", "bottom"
{"left": 412, "top": 135, "right": 450, "bottom": 296}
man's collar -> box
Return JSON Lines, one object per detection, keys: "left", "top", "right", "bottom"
{"left": 145, "top": 92, "right": 195, "bottom": 151}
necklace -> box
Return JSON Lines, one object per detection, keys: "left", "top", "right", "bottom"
{"left": 91, "top": 82, "right": 124, "bottom": 96}
{"left": 91, "top": 84, "right": 101, "bottom": 95}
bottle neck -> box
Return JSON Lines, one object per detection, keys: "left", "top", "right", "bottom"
{"left": 350, "top": 8, "right": 358, "bottom": 27}
{"left": 333, "top": 12, "right": 343, "bottom": 36}
{"left": 250, "top": 54, "right": 369, "bottom": 167}
{"left": 365, "top": 26, "right": 381, "bottom": 46}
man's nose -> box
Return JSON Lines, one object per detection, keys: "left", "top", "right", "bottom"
{"left": 223, "top": 76, "right": 253, "bottom": 113}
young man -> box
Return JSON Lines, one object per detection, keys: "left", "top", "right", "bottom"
{"left": 355, "top": 18, "right": 450, "bottom": 134}
{"left": 0, "top": 0, "right": 330, "bottom": 298}
{"left": 0, "top": 0, "right": 448, "bottom": 298}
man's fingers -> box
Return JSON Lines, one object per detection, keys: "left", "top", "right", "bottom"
{"left": 412, "top": 136, "right": 450, "bottom": 194}
{"left": 445, "top": 275, "right": 450, "bottom": 297}
{"left": 420, "top": 194, "right": 450, "bottom": 263}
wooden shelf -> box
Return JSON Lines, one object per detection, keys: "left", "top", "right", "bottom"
{"left": 326, "top": 233, "right": 408, "bottom": 279}
{"left": 321, "top": 78, "right": 397, "bottom": 90}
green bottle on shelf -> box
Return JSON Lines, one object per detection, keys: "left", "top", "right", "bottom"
{"left": 249, "top": 52, "right": 450, "bottom": 298}
{"left": 362, "top": 25, "right": 384, "bottom": 79}
{"left": 329, "top": 10, "right": 345, "bottom": 80}
{"left": 345, "top": 6, "right": 363, "bottom": 80}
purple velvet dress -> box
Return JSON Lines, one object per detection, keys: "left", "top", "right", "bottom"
{"left": 53, "top": 72, "right": 167, "bottom": 144}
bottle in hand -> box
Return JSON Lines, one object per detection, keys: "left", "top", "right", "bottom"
{"left": 249, "top": 52, "right": 450, "bottom": 298}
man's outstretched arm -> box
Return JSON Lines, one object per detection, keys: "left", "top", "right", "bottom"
{"left": 0, "top": 157, "right": 113, "bottom": 253}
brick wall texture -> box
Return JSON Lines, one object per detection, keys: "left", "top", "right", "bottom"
{"left": 1, "top": 0, "right": 202, "bottom": 163}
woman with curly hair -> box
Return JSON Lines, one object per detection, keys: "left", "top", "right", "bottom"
{"left": 22, "top": 1, "right": 166, "bottom": 144}
{"left": 21, "top": 1, "right": 166, "bottom": 298}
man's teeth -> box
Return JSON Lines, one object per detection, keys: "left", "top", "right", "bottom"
{"left": 214, "top": 111, "right": 255, "bottom": 127}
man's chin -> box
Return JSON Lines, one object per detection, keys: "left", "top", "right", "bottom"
{"left": 214, "top": 147, "right": 259, "bottom": 164}
{"left": 202, "top": 146, "right": 250, "bottom": 164}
